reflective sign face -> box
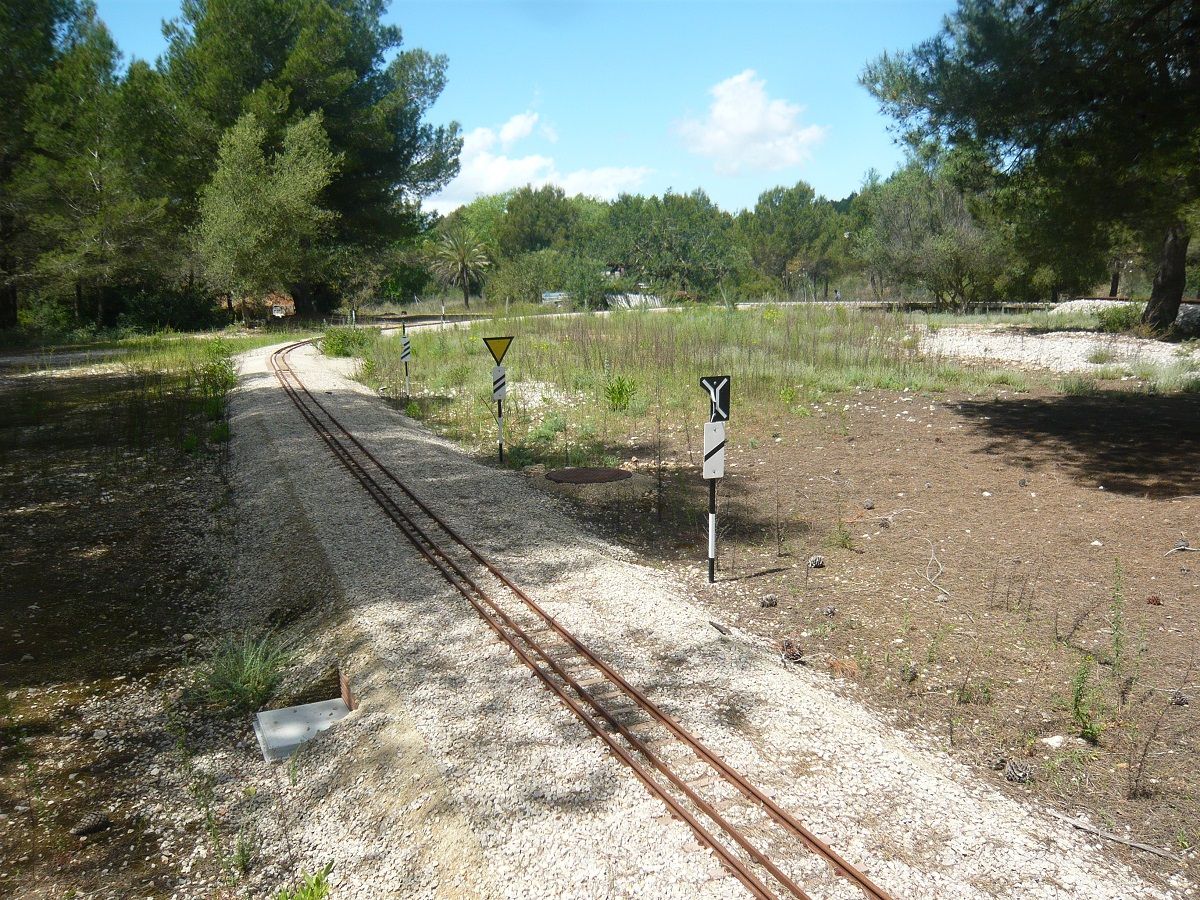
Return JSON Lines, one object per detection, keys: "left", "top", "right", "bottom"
{"left": 400, "top": 336, "right": 412, "bottom": 361}
{"left": 703, "top": 422, "right": 726, "bottom": 479}
{"left": 483, "top": 336, "right": 514, "bottom": 364}
{"left": 700, "top": 376, "right": 730, "bottom": 423}
{"left": 492, "top": 364, "right": 507, "bottom": 400}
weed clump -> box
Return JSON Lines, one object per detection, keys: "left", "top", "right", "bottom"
{"left": 1070, "top": 655, "right": 1105, "bottom": 744}
{"left": 1095, "top": 303, "right": 1144, "bottom": 333}
{"left": 201, "top": 633, "right": 292, "bottom": 713}
{"left": 322, "top": 327, "right": 378, "bottom": 357}
{"left": 275, "top": 863, "right": 334, "bottom": 900}
{"left": 601, "top": 373, "right": 638, "bottom": 411}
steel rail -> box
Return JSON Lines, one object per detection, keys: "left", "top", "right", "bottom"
{"left": 268, "top": 339, "right": 895, "bottom": 900}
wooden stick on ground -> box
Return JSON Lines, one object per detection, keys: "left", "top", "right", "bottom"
{"left": 1045, "top": 809, "right": 1183, "bottom": 863}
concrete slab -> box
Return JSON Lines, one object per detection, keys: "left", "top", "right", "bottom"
{"left": 253, "top": 698, "right": 350, "bottom": 762}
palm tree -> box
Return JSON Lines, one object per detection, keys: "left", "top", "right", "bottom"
{"left": 424, "top": 226, "right": 489, "bottom": 309}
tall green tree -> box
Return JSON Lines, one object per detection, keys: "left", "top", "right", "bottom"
{"left": 862, "top": 0, "right": 1200, "bottom": 330}
{"left": 602, "top": 190, "right": 741, "bottom": 298}
{"left": 0, "top": 0, "right": 81, "bottom": 327}
{"left": 854, "top": 162, "right": 1010, "bottom": 309}
{"left": 496, "top": 184, "right": 579, "bottom": 258}
{"left": 196, "top": 112, "right": 340, "bottom": 318}
{"left": 12, "top": 5, "right": 169, "bottom": 327}
{"left": 164, "top": 0, "right": 461, "bottom": 264}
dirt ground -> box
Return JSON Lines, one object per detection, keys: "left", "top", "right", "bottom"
{"left": 0, "top": 369, "right": 226, "bottom": 898}
{"left": 535, "top": 383, "right": 1200, "bottom": 882}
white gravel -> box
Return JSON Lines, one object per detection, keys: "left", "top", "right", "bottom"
{"left": 921, "top": 323, "right": 1198, "bottom": 375}
{"left": 204, "top": 339, "right": 1191, "bottom": 898}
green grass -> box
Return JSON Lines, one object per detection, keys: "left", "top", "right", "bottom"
{"left": 200, "top": 633, "right": 292, "bottom": 713}
{"left": 360, "top": 306, "right": 1043, "bottom": 463}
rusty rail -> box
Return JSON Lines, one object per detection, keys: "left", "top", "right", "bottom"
{"left": 269, "top": 340, "right": 896, "bottom": 900}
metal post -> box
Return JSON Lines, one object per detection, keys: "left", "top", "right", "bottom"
{"left": 404, "top": 361, "right": 410, "bottom": 395}
{"left": 497, "top": 398, "right": 504, "bottom": 463}
{"left": 708, "top": 478, "right": 716, "bottom": 583}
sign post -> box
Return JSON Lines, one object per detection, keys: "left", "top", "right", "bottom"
{"left": 483, "top": 337, "right": 514, "bottom": 463}
{"left": 400, "top": 330, "right": 413, "bottom": 396}
{"left": 700, "top": 376, "right": 730, "bottom": 583}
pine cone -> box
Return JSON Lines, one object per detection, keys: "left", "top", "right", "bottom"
{"left": 70, "top": 811, "right": 111, "bottom": 836}
{"left": 1003, "top": 760, "right": 1032, "bottom": 784}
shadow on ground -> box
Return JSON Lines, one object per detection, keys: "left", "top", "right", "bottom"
{"left": 956, "top": 391, "right": 1200, "bottom": 497}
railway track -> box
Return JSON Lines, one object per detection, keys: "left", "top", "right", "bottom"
{"left": 269, "top": 339, "right": 896, "bottom": 900}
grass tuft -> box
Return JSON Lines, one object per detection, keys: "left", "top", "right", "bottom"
{"left": 201, "top": 633, "right": 292, "bottom": 713}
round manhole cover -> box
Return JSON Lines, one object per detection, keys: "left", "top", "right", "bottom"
{"left": 545, "top": 467, "right": 632, "bottom": 485}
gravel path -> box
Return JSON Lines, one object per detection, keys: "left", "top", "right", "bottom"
{"left": 219, "top": 340, "right": 1189, "bottom": 898}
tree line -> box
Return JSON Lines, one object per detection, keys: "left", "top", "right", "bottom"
{"left": 0, "top": 0, "right": 459, "bottom": 332}
{"left": 2, "top": 1, "right": 1195, "bottom": 334}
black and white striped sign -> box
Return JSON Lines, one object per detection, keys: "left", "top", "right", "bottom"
{"left": 703, "top": 422, "right": 725, "bottom": 479}
{"left": 492, "top": 365, "right": 507, "bottom": 400}
{"left": 400, "top": 336, "right": 412, "bottom": 361}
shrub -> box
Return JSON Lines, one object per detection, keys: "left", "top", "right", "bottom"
{"left": 201, "top": 633, "right": 292, "bottom": 713}
{"left": 210, "top": 422, "right": 231, "bottom": 443}
{"left": 601, "top": 373, "right": 638, "bottom": 411}
{"left": 322, "top": 327, "right": 378, "bottom": 357}
{"left": 1095, "top": 303, "right": 1143, "bottom": 333}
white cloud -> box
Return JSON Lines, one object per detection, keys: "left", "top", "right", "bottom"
{"left": 677, "top": 69, "right": 827, "bottom": 175}
{"left": 498, "top": 111, "right": 538, "bottom": 147}
{"left": 426, "top": 114, "right": 651, "bottom": 214}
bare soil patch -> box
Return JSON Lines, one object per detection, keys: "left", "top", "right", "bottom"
{"left": 525, "top": 384, "right": 1200, "bottom": 881}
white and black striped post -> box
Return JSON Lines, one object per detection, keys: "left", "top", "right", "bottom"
{"left": 493, "top": 364, "right": 507, "bottom": 462}
{"left": 400, "top": 323, "right": 413, "bottom": 396}
{"left": 700, "top": 376, "right": 730, "bottom": 584}
{"left": 708, "top": 478, "right": 717, "bottom": 583}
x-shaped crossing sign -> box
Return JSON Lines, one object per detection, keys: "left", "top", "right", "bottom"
{"left": 700, "top": 375, "right": 730, "bottom": 423}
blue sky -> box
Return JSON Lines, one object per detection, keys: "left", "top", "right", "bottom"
{"left": 95, "top": 0, "right": 954, "bottom": 213}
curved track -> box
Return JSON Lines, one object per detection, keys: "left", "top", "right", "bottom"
{"left": 270, "top": 338, "right": 896, "bottom": 900}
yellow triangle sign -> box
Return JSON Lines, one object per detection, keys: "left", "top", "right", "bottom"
{"left": 483, "top": 335, "right": 514, "bottom": 364}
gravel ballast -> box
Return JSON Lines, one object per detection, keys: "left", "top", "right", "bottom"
{"left": 203, "top": 340, "right": 1188, "bottom": 898}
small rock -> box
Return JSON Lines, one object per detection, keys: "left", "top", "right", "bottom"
{"left": 92, "top": 729, "right": 108, "bottom": 740}
{"left": 1018, "top": 478, "right": 1028, "bottom": 487}
{"left": 862, "top": 499, "right": 875, "bottom": 510}
{"left": 820, "top": 606, "right": 837, "bottom": 618}
{"left": 20, "top": 654, "right": 33, "bottom": 663}
{"left": 1040, "top": 735, "right": 1065, "bottom": 750}
{"left": 181, "top": 634, "right": 196, "bottom": 643}
{"left": 982, "top": 491, "right": 992, "bottom": 497}
{"left": 1090, "top": 540, "right": 1103, "bottom": 547}
{"left": 760, "top": 595, "right": 778, "bottom": 608}
{"left": 1172, "top": 690, "right": 1190, "bottom": 707}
